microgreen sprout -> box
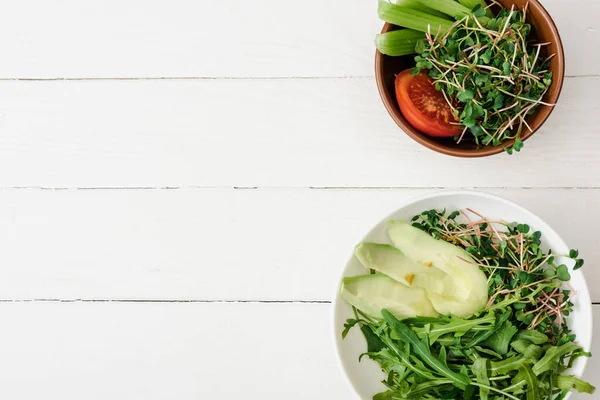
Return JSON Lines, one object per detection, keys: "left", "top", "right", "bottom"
{"left": 413, "top": 6, "right": 554, "bottom": 152}
{"left": 411, "top": 208, "right": 582, "bottom": 342}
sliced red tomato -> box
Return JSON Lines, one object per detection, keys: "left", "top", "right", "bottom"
{"left": 395, "top": 69, "right": 461, "bottom": 138}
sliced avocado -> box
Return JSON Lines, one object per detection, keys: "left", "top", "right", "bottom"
{"left": 354, "top": 242, "right": 457, "bottom": 297}
{"left": 387, "top": 221, "right": 488, "bottom": 318}
{"left": 340, "top": 273, "right": 438, "bottom": 320}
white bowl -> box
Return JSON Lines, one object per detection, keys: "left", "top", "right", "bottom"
{"left": 332, "top": 190, "right": 592, "bottom": 400}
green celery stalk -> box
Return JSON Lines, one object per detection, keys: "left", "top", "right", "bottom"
{"left": 416, "top": 0, "right": 472, "bottom": 20}
{"left": 458, "top": 0, "right": 494, "bottom": 17}
{"left": 375, "top": 29, "right": 425, "bottom": 56}
{"left": 378, "top": 1, "right": 454, "bottom": 34}
{"left": 394, "top": 0, "right": 449, "bottom": 18}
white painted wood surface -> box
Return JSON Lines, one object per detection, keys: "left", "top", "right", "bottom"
{"left": 0, "top": 0, "right": 596, "bottom": 78}
{"left": 0, "top": 0, "right": 598, "bottom": 398}
{"left": 0, "top": 188, "right": 598, "bottom": 301}
{"left": 0, "top": 302, "right": 596, "bottom": 400}
{"left": 0, "top": 76, "right": 598, "bottom": 188}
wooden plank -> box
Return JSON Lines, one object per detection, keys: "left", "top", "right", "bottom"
{"left": 0, "top": 301, "right": 595, "bottom": 399}
{"left": 0, "top": 302, "right": 348, "bottom": 399}
{"left": 0, "top": 0, "right": 377, "bottom": 79}
{"left": 0, "top": 188, "right": 598, "bottom": 301}
{"left": 0, "top": 77, "right": 598, "bottom": 188}
{"left": 543, "top": 0, "right": 600, "bottom": 78}
{"left": 0, "top": 0, "right": 596, "bottom": 78}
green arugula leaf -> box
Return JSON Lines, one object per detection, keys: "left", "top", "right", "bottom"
{"left": 533, "top": 342, "right": 582, "bottom": 375}
{"left": 341, "top": 318, "right": 359, "bottom": 339}
{"left": 490, "top": 355, "right": 532, "bottom": 375}
{"left": 360, "top": 324, "right": 386, "bottom": 353}
{"left": 382, "top": 309, "right": 471, "bottom": 389}
{"left": 407, "top": 379, "right": 455, "bottom": 398}
{"left": 511, "top": 339, "right": 543, "bottom": 361}
{"left": 509, "top": 365, "right": 541, "bottom": 400}
{"left": 415, "top": 313, "right": 495, "bottom": 345}
{"left": 566, "top": 348, "right": 592, "bottom": 369}
{"left": 482, "top": 321, "right": 518, "bottom": 355}
{"left": 382, "top": 333, "right": 439, "bottom": 381}
{"left": 474, "top": 345, "right": 503, "bottom": 359}
{"left": 462, "top": 384, "right": 476, "bottom": 400}
{"left": 364, "top": 348, "right": 408, "bottom": 376}
{"left": 471, "top": 358, "right": 490, "bottom": 400}
{"left": 438, "top": 345, "right": 448, "bottom": 366}
{"left": 440, "top": 387, "right": 462, "bottom": 399}
{"left": 515, "top": 330, "right": 548, "bottom": 345}
{"left": 523, "top": 365, "right": 541, "bottom": 400}
{"left": 373, "top": 390, "right": 401, "bottom": 400}
{"left": 555, "top": 375, "right": 596, "bottom": 394}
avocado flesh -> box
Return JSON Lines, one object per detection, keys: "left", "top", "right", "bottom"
{"left": 354, "top": 242, "right": 457, "bottom": 297}
{"left": 387, "top": 221, "right": 488, "bottom": 318}
{"left": 340, "top": 273, "right": 439, "bottom": 319}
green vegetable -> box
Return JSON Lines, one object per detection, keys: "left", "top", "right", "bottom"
{"left": 382, "top": 309, "right": 471, "bottom": 389}
{"left": 533, "top": 342, "right": 583, "bottom": 375}
{"left": 416, "top": 0, "right": 472, "bottom": 19}
{"left": 411, "top": 7, "right": 554, "bottom": 153}
{"left": 359, "top": 324, "right": 386, "bottom": 353}
{"left": 517, "top": 365, "right": 540, "bottom": 400}
{"left": 557, "top": 264, "right": 571, "bottom": 281}
{"left": 414, "top": 312, "right": 495, "bottom": 344}
{"left": 481, "top": 320, "right": 518, "bottom": 355}
{"left": 458, "top": 0, "right": 493, "bottom": 17}
{"left": 511, "top": 339, "right": 544, "bottom": 360}
{"left": 394, "top": 0, "right": 450, "bottom": 18}
{"left": 378, "top": 0, "right": 454, "bottom": 34}
{"left": 515, "top": 330, "right": 549, "bottom": 345}
{"left": 490, "top": 355, "right": 531, "bottom": 375}
{"left": 410, "top": 209, "right": 579, "bottom": 341}
{"left": 471, "top": 358, "right": 490, "bottom": 400}
{"left": 555, "top": 375, "right": 596, "bottom": 394}
{"left": 511, "top": 339, "right": 531, "bottom": 354}
{"left": 375, "top": 29, "right": 426, "bottom": 56}
{"left": 341, "top": 208, "right": 594, "bottom": 399}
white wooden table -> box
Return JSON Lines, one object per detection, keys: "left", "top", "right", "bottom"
{"left": 0, "top": 1, "right": 598, "bottom": 398}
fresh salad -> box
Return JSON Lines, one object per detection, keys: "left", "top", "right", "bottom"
{"left": 376, "top": 0, "right": 554, "bottom": 154}
{"left": 340, "top": 209, "right": 595, "bottom": 399}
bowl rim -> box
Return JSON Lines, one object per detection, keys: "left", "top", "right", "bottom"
{"left": 374, "top": 0, "right": 566, "bottom": 157}
{"left": 331, "top": 189, "right": 592, "bottom": 399}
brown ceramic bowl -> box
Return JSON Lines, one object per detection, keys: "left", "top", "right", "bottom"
{"left": 375, "top": 0, "right": 565, "bottom": 157}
